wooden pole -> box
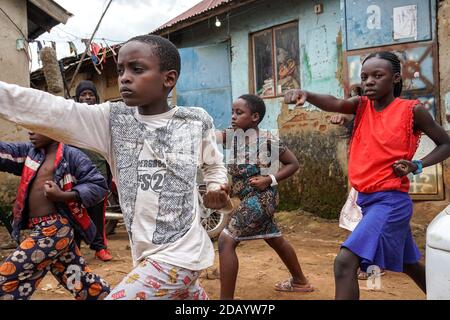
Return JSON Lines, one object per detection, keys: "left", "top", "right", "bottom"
{"left": 67, "top": 0, "right": 113, "bottom": 93}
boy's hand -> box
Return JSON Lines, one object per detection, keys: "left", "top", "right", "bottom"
{"left": 249, "top": 176, "right": 272, "bottom": 191}
{"left": 43, "top": 181, "right": 65, "bottom": 202}
{"left": 330, "top": 114, "right": 345, "bottom": 125}
{"left": 284, "top": 89, "right": 308, "bottom": 107}
{"left": 392, "top": 160, "right": 418, "bottom": 177}
{"left": 203, "top": 184, "right": 231, "bottom": 210}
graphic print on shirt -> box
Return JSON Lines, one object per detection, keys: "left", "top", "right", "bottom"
{"left": 110, "top": 104, "right": 212, "bottom": 246}
{"left": 152, "top": 113, "right": 204, "bottom": 245}
{"left": 138, "top": 159, "right": 166, "bottom": 193}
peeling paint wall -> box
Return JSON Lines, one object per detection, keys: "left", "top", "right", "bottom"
{"left": 25, "top": 0, "right": 447, "bottom": 218}
{"left": 173, "top": 0, "right": 347, "bottom": 217}
{"left": 277, "top": 104, "right": 349, "bottom": 217}
{"left": 438, "top": 0, "right": 450, "bottom": 200}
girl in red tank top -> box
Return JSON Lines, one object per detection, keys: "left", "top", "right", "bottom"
{"left": 284, "top": 51, "right": 450, "bottom": 300}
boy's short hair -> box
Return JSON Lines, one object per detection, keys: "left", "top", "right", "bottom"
{"left": 126, "top": 35, "right": 181, "bottom": 76}
{"left": 239, "top": 94, "right": 266, "bottom": 123}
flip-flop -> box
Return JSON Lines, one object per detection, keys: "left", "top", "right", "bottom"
{"left": 275, "top": 278, "right": 314, "bottom": 292}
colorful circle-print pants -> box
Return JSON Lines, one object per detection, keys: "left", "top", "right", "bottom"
{"left": 0, "top": 214, "right": 110, "bottom": 300}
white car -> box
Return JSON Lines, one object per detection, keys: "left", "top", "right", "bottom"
{"left": 426, "top": 204, "right": 450, "bottom": 299}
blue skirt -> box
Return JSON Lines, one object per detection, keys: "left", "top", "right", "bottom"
{"left": 342, "top": 191, "right": 421, "bottom": 272}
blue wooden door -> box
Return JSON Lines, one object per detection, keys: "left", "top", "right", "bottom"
{"left": 177, "top": 42, "right": 232, "bottom": 129}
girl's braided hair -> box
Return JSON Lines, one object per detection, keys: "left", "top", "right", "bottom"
{"left": 362, "top": 51, "right": 403, "bottom": 97}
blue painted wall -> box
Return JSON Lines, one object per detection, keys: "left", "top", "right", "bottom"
{"left": 171, "top": 0, "right": 349, "bottom": 216}
{"left": 173, "top": 0, "right": 344, "bottom": 130}
{"left": 178, "top": 43, "right": 232, "bottom": 129}
{"left": 170, "top": 0, "right": 439, "bottom": 216}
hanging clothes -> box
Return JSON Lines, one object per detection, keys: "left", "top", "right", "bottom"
{"left": 104, "top": 41, "right": 117, "bottom": 63}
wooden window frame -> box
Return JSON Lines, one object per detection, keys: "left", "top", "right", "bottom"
{"left": 249, "top": 21, "right": 300, "bottom": 99}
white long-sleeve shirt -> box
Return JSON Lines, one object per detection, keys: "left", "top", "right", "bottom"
{"left": 0, "top": 81, "right": 228, "bottom": 270}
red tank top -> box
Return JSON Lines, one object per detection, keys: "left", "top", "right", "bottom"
{"left": 349, "top": 96, "right": 421, "bottom": 193}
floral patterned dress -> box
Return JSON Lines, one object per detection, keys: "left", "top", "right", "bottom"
{"left": 222, "top": 130, "right": 286, "bottom": 241}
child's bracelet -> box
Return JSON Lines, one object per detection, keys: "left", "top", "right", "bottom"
{"left": 268, "top": 174, "right": 278, "bottom": 186}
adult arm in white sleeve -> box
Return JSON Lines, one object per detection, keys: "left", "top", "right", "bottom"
{"left": 0, "top": 81, "right": 111, "bottom": 158}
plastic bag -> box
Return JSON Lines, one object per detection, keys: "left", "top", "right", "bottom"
{"left": 339, "top": 188, "right": 362, "bottom": 231}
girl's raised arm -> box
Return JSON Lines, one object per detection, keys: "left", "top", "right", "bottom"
{"left": 284, "top": 89, "right": 359, "bottom": 114}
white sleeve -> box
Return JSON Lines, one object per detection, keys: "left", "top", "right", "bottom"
{"left": 200, "top": 128, "right": 228, "bottom": 192}
{"left": 0, "top": 81, "right": 111, "bottom": 159}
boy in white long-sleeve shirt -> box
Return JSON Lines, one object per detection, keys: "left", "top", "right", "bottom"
{"left": 0, "top": 35, "right": 232, "bottom": 300}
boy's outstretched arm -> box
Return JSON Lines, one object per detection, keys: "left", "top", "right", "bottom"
{"left": 393, "top": 104, "right": 450, "bottom": 176}
{"left": 284, "top": 89, "right": 359, "bottom": 114}
{"left": 0, "top": 81, "right": 111, "bottom": 158}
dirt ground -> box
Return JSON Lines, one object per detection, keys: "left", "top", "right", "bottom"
{"left": 1, "top": 203, "right": 445, "bottom": 300}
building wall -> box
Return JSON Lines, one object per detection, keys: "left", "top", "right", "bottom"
{"left": 0, "top": 0, "right": 31, "bottom": 207}
{"left": 0, "top": 0, "right": 29, "bottom": 86}
{"left": 442, "top": 0, "right": 450, "bottom": 127}
{"left": 172, "top": 0, "right": 348, "bottom": 217}
{"left": 27, "top": 0, "right": 449, "bottom": 219}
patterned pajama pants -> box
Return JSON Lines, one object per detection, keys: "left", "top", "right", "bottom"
{"left": 106, "top": 257, "right": 207, "bottom": 300}
{"left": 0, "top": 214, "right": 110, "bottom": 300}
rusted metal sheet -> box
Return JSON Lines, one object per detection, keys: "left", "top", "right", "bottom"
{"left": 156, "top": 0, "right": 232, "bottom": 32}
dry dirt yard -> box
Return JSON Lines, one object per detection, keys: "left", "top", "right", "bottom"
{"left": 1, "top": 201, "right": 445, "bottom": 300}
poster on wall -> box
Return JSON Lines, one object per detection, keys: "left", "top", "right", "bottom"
{"left": 393, "top": 5, "right": 417, "bottom": 40}
{"left": 253, "top": 30, "right": 274, "bottom": 97}
{"left": 274, "top": 24, "right": 300, "bottom": 95}
{"left": 252, "top": 22, "right": 300, "bottom": 98}
{"left": 344, "top": 0, "right": 432, "bottom": 50}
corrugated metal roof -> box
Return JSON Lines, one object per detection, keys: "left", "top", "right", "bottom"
{"left": 154, "top": 0, "right": 233, "bottom": 32}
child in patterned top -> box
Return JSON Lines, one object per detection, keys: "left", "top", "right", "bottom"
{"left": 217, "top": 94, "right": 313, "bottom": 299}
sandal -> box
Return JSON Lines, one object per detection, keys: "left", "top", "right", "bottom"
{"left": 275, "top": 278, "right": 314, "bottom": 292}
